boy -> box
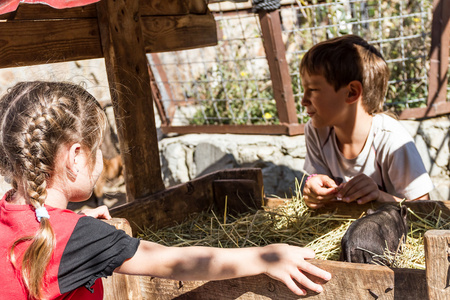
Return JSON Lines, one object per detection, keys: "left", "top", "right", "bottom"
{"left": 300, "top": 35, "right": 434, "bottom": 209}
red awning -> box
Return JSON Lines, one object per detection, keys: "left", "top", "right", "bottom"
{"left": 0, "top": 0, "right": 100, "bottom": 15}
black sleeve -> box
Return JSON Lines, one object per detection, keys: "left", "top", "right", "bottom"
{"left": 58, "top": 216, "right": 140, "bottom": 294}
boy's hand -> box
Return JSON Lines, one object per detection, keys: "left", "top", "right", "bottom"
{"left": 335, "top": 174, "right": 380, "bottom": 204}
{"left": 303, "top": 174, "right": 338, "bottom": 209}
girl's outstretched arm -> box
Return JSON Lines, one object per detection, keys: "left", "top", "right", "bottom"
{"left": 115, "top": 241, "right": 331, "bottom": 296}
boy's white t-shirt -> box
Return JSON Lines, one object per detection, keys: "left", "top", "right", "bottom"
{"left": 303, "top": 114, "right": 434, "bottom": 200}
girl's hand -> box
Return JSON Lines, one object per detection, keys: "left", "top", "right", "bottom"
{"left": 261, "top": 244, "right": 331, "bottom": 295}
{"left": 116, "top": 242, "right": 331, "bottom": 296}
{"left": 303, "top": 174, "right": 339, "bottom": 209}
{"left": 79, "top": 205, "right": 112, "bottom": 220}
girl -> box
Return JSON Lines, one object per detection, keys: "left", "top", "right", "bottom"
{"left": 0, "top": 81, "right": 331, "bottom": 299}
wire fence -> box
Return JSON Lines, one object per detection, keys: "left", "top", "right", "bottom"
{"left": 149, "top": 7, "right": 273, "bottom": 126}
{"left": 149, "top": 0, "right": 436, "bottom": 127}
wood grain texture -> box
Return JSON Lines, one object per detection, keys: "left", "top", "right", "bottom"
{"left": 0, "top": 13, "right": 217, "bottom": 68}
{"left": 0, "top": 19, "right": 103, "bottom": 68}
{"left": 96, "top": 0, "right": 166, "bottom": 201}
{"left": 109, "top": 168, "right": 264, "bottom": 234}
{"left": 0, "top": 0, "right": 191, "bottom": 20}
{"left": 141, "top": 13, "right": 217, "bottom": 53}
{"left": 425, "top": 230, "right": 450, "bottom": 299}
{"left": 137, "top": 260, "right": 428, "bottom": 299}
{"left": 258, "top": 10, "right": 298, "bottom": 124}
{"left": 102, "top": 219, "right": 142, "bottom": 300}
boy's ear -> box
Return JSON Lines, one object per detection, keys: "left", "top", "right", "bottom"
{"left": 345, "top": 81, "right": 363, "bottom": 104}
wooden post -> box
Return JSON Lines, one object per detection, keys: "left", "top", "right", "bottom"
{"left": 424, "top": 230, "right": 450, "bottom": 299}
{"left": 427, "top": 0, "right": 450, "bottom": 108}
{"left": 258, "top": 10, "right": 298, "bottom": 125}
{"left": 102, "top": 218, "right": 142, "bottom": 300}
{"left": 96, "top": 0, "right": 165, "bottom": 202}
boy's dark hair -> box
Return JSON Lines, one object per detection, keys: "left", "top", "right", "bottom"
{"left": 300, "top": 35, "right": 390, "bottom": 114}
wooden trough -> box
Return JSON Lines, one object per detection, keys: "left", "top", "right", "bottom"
{"left": 103, "top": 167, "right": 450, "bottom": 300}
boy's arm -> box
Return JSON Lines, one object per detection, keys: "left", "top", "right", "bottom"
{"left": 336, "top": 174, "right": 430, "bottom": 204}
{"left": 115, "top": 241, "right": 331, "bottom": 296}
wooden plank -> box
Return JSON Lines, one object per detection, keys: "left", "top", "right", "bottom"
{"left": 0, "top": 0, "right": 191, "bottom": 20}
{"left": 102, "top": 219, "right": 142, "bottom": 300}
{"left": 188, "top": 0, "right": 208, "bottom": 14}
{"left": 424, "top": 230, "right": 450, "bottom": 299}
{"left": 0, "top": 19, "right": 103, "bottom": 68}
{"left": 160, "top": 123, "right": 305, "bottom": 136}
{"left": 397, "top": 102, "right": 450, "bottom": 120}
{"left": 213, "top": 179, "right": 262, "bottom": 214}
{"left": 141, "top": 13, "right": 218, "bottom": 53}
{"left": 147, "top": 61, "right": 170, "bottom": 126}
{"left": 109, "top": 168, "right": 264, "bottom": 234}
{"left": 258, "top": 10, "right": 298, "bottom": 124}
{"left": 96, "top": 0, "right": 165, "bottom": 202}
{"left": 140, "top": 0, "right": 189, "bottom": 16}
{"left": 0, "top": 3, "right": 98, "bottom": 19}
{"left": 149, "top": 53, "right": 176, "bottom": 124}
{"left": 137, "top": 259, "right": 428, "bottom": 299}
{"left": 427, "top": 0, "right": 450, "bottom": 108}
{"left": 0, "top": 13, "right": 217, "bottom": 68}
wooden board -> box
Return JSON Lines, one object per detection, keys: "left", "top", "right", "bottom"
{"left": 0, "top": 0, "right": 196, "bottom": 20}
{"left": 0, "top": 10, "right": 217, "bottom": 68}
{"left": 102, "top": 218, "right": 143, "bottom": 300}
{"left": 141, "top": 13, "right": 217, "bottom": 53}
{"left": 97, "top": 0, "right": 166, "bottom": 201}
{"left": 109, "top": 168, "right": 264, "bottom": 234}
{"left": 424, "top": 230, "right": 450, "bottom": 299}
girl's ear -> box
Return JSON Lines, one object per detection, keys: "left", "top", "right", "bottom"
{"left": 346, "top": 80, "right": 363, "bottom": 104}
{"left": 66, "top": 143, "right": 81, "bottom": 181}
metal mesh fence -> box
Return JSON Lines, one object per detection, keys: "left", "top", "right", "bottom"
{"left": 149, "top": 4, "right": 274, "bottom": 126}
{"left": 149, "top": 0, "right": 435, "bottom": 127}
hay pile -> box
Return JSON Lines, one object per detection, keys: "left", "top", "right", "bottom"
{"left": 139, "top": 184, "right": 448, "bottom": 270}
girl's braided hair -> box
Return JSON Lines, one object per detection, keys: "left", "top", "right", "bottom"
{"left": 0, "top": 81, "right": 106, "bottom": 299}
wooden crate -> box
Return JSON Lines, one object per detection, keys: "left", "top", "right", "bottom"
{"left": 103, "top": 168, "right": 450, "bottom": 299}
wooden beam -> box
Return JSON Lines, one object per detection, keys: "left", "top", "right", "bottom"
{"left": 397, "top": 101, "right": 450, "bottom": 120}
{"left": 0, "top": 19, "right": 103, "bottom": 68}
{"left": 427, "top": 0, "right": 450, "bottom": 109}
{"left": 137, "top": 260, "right": 427, "bottom": 299}
{"left": 258, "top": 10, "right": 298, "bottom": 125}
{"left": 141, "top": 13, "right": 217, "bottom": 53}
{"left": 160, "top": 123, "right": 305, "bottom": 136}
{"left": 0, "top": 0, "right": 191, "bottom": 20}
{"left": 102, "top": 218, "right": 142, "bottom": 300}
{"left": 0, "top": 14, "right": 217, "bottom": 69}
{"left": 424, "top": 230, "right": 450, "bottom": 299}
{"left": 96, "top": 0, "right": 165, "bottom": 201}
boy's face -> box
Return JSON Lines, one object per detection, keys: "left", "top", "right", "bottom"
{"left": 300, "top": 72, "right": 349, "bottom": 129}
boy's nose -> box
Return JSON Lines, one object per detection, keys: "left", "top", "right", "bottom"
{"left": 301, "top": 94, "right": 309, "bottom": 106}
